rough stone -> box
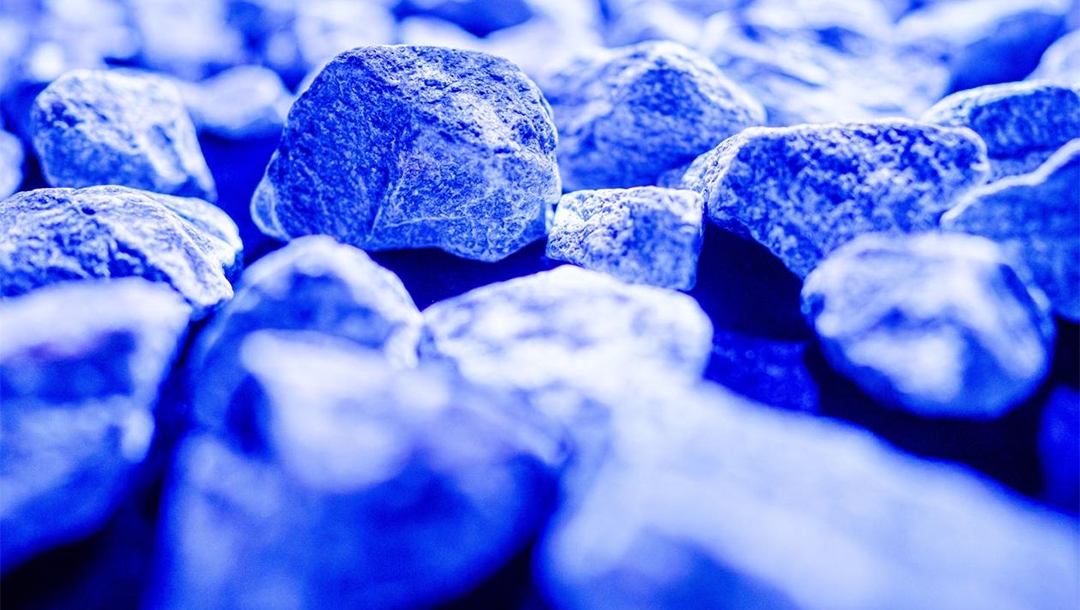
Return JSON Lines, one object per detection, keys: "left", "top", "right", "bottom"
{"left": 149, "top": 331, "right": 564, "bottom": 610}
{"left": 941, "top": 139, "right": 1080, "bottom": 321}
{"left": 546, "top": 187, "right": 704, "bottom": 290}
{"left": 252, "top": 45, "right": 560, "bottom": 262}
{"left": 188, "top": 235, "right": 423, "bottom": 431}
{"left": 0, "top": 279, "right": 190, "bottom": 573}
{"left": 545, "top": 40, "right": 764, "bottom": 191}
{"left": 31, "top": 69, "right": 216, "bottom": 201}
{"left": 0, "top": 185, "right": 240, "bottom": 319}
{"left": 0, "top": 129, "right": 23, "bottom": 199}
{"left": 801, "top": 232, "right": 1055, "bottom": 418}
{"left": 677, "top": 121, "right": 990, "bottom": 278}
{"left": 922, "top": 81, "right": 1080, "bottom": 181}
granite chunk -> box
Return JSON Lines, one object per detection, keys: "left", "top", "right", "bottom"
{"left": 150, "top": 331, "right": 564, "bottom": 610}
{"left": 536, "top": 381, "right": 1080, "bottom": 610}
{"left": 0, "top": 185, "right": 240, "bottom": 318}
{"left": 545, "top": 41, "right": 765, "bottom": 190}
{"left": 678, "top": 121, "right": 990, "bottom": 278}
{"left": 0, "top": 279, "right": 190, "bottom": 573}
{"left": 31, "top": 69, "right": 216, "bottom": 200}
{"left": 188, "top": 235, "right": 422, "bottom": 431}
{"left": 922, "top": 81, "right": 1080, "bottom": 180}
{"left": 546, "top": 187, "right": 704, "bottom": 290}
{"left": 941, "top": 139, "right": 1080, "bottom": 321}
{"left": 801, "top": 232, "right": 1055, "bottom": 418}
{"left": 253, "top": 45, "right": 560, "bottom": 262}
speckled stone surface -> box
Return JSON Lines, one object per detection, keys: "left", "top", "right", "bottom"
{"left": 802, "top": 232, "right": 1055, "bottom": 418}
{"left": 0, "top": 185, "right": 240, "bottom": 318}
{"left": 942, "top": 139, "right": 1080, "bottom": 321}
{"left": 31, "top": 69, "right": 216, "bottom": 200}
{"left": 678, "top": 121, "right": 990, "bottom": 278}
{"left": 546, "top": 187, "right": 704, "bottom": 290}
{"left": 252, "top": 45, "right": 560, "bottom": 262}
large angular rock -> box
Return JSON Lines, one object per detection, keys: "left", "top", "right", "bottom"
{"left": 922, "top": 82, "right": 1080, "bottom": 180}
{"left": 536, "top": 381, "right": 1080, "bottom": 610}
{"left": 0, "top": 279, "right": 191, "bottom": 573}
{"left": 31, "top": 69, "right": 216, "bottom": 201}
{"left": 252, "top": 45, "right": 560, "bottom": 262}
{"left": 149, "top": 331, "right": 564, "bottom": 610}
{"left": 546, "top": 187, "right": 704, "bottom": 290}
{"left": 0, "top": 129, "right": 23, "bottom": 199}
{"left": 0, "top": 185, "right": 240, "bottom": 319}
{"left": 545, "top": 41, "right": 764, "bottom": 190}
{"left": 801, "top": 232, "right": 1055, "bottom": 418}
{"left": 677, "top": 121, "right": 989, "bottom": 278}
{"left": 188, "top": 235, "right": 422, "bottom": 430}
{"left": 941, "top": 139, "right": 1080, "bottom": 321}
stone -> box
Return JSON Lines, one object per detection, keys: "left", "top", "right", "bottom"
{"left": 0, "top": 185, "right": 240, "bottom": 319}
{"left": 677, "top": 121, "right": 990, "bottom": 278}
{"left": 31, "top": 69, "right": 216, "bottom": 201}
{"left": 187, "top": 235, "right": 423, "bottom": 431}
{"left": 536, "top": 380, "right": 1080, "bottom": 610}
{"left": 148, "top": 331, "right": 565, "bottom": 610}
{"left": 127, "top": 0, "right": 246, "bottom": 80}
{"left": 252, "top": 45, "right": 560, "bottom": 262}
{"left": 1038, "top": 385, "right": 1079, "bottom": 513}
{"left": 1028, "top": 29, "right": 1080, "bottom": 85}
{"left": 941, "top": 139, "right": 1080, "bottom": 321}
{"left": 801, "top": 232, "right": 1055, "bottom": 418}
{"left": 178, "top": 65, "right": 291, "bottom": 140}
{"left": 393, "top": 0, "right": 534, "bottom": 37}
{"left": 922, "top": 81, "right": 1080, "bottom": 181}
{"left": 545, "top": 40, "right": 764, "bottom": 191}
{"left": 0, "top": 278, "right": 191, "bottom": 573}
{"left": 0, "top": 129, "right": 23, "bottom": 199}
{"left": 545, "top": 187, "right": 704, "bottom": 290}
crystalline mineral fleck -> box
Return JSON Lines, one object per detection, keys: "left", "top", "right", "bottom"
{"left": 678, "top": 120, "right": 990, "bottom": 278}
{"left": 801, "top": 232, "right": 1055, "bottom": 418}
{"left": 149, "top": 331, "right": 564, "bottom": 610}
{"left": 536, "top": 381, "right": 1080, "bottom": 610}
{"left": 31, "top": 69, "right": 217, "bottom": 201}
{"left": 0, "top": 185, "right": 240, "bottom": 318}
{"left": 252, "top": 45, "right": 560, "bottom": 262}
{"left": 0, "top": 129, "right": 23, "bottom": 199}
{"left": 922, "top": 81, "right": 1080, "bottom": 180}
{"left": 544, "top": 40, "right": 765, "bottom": 191}
{"left": 187, "top": 235, "right": 422, "bottom": 431}
{"left": 941, "top": 139, "right": 1080, "bottom": 321}
{"left": 0, "top": 278, "right": 191, "bottom": 573}
{"left": 545, "top": 187, "right": 704, "bottom": 290}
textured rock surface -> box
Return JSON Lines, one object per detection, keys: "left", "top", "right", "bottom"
{"left": 188, "top": 235, "right": 422, "bottom": 430}
{"left": 545, "top": 40, "right": 764, "bottom": 190}
{"left": 801, "top": 232, "right": 1055, "bottom": 418}
{"left": 922, "top": 82, "right": 1080, "bottom": 180}
{"left": 252, "top": 45, "right": 560, "bottom": 262}
{"left": 31, "top": 69, "right": 216, "bottom": 200}
{"left": 150, "top": 331, "right": 564, "bottom": 610}
{"left": 537, "top": 381, "right": 1080, "bottom": 610}
{"left": 0, "top": 186, "right": 240, "bottom": 318}
{"left": 1028, "top": 30, "right": 1080, "bottom": 84}
{"left": 0, "top": 279, "right": 190, "bottom": 573}
{"left": 0, "top": 129, "right": 23, "bottom": 199}
{"left": 678, "top": 121, "right": 990, "bottom": 278}
{"left": 178, "top": 65, "right": 291, "bottom": 140}
{"left": 546, "top": 187, "right": 703, "bottom": 290}
{"left": 941, "top": 139, "right": 1080, "bottom": 321}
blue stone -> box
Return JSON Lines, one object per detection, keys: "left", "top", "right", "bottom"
{"left": 0, "top": 129, "right": 23, "bottom": 199}
{"left": 188, "top": 235, "right": 422, "bottom": 432}
{"left": 1028, "top": 29, "right": 1080, "bottom": 85}
{"left": 942, "top": 139, "right": 1080, "bottom": 321}
{"left": 253, "top": 45, "right": 560, "bottom": 262}
{"left": 149, "top": 331, "right": 564, "bottom": 610}
{"left": 545, "top": 40, "right": 765, "bottom": 190}
{"left": 922, "top": 81, "right": 1080, "bottom": 180}
{"left": 0, "top": 278, "right": 190, "bottom": 573}
{"left": 545, "top": 187, "right": 704, "bottom": 290}
{"left": 31, "top": 69, "right": 216, "bottom": 201}
{"left": 801, "top": 232, "right": 1055, "bottom": 418}
{"left": 393, "top": 0, "right": 534, "bottom": 37}
{"left": 0, "top": 185, "right": 240, "bottom": 319}
{"left": 1039, "top": 385, "right": 1080, "bottom": 513}
{"left": 127, "top": 0, "right": 246, "bottom": 80}
{"left": 178, "top": 65, "right": 291, "bottom": 140}
{"left": 677, "top": 121, "right": 990, "bottom": 278}
{"left": 536, "top": 380, "right": 1080, "bottom": 610}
